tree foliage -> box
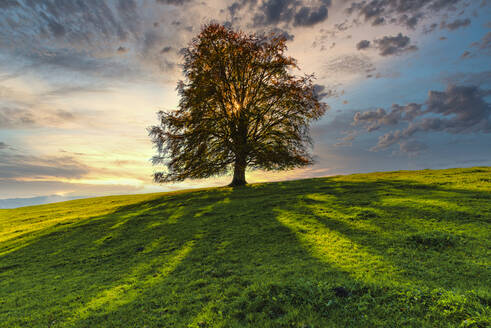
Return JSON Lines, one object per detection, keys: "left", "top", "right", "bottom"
{"left": 149, "top": 23, "right": 327, "bottom": 186}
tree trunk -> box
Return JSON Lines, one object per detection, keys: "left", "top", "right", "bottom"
{"left": 229, "top": 115, "right": 248, "bottom": 187}
{"left": 229, "top": 156, "right": 247, "bottom": 187}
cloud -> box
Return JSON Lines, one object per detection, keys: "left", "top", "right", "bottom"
{"left": 160, "top": 46, "right": 173, "bottom": 53}
{"left": 423, "top": 23, "right": 438, "bottom": 34}
{"left": 0, "top": 0, "right": 186, "bottom": 82}
{"left": 252, "top": 0, "right": 331, "bottom": 27}
{"left": 471, "top": 31, "right": 491, "bottom": 52}
{"left": 356, "top": 40, "right": 371, "bottom": 50}
{"left": 227, "top": 0, "right": 257, "bottom": 17}
{"left": 440, "top": 18, "right": 471, "bottom": 30}
{"left": 373, "top": 33, "right": 418, "bottom": 56}
{"left": 6, "top": 0, "right": 132, "bottom": 45}
{"left": 155, "top": 0, "right": 192, "bottom": 5}
{"left": 441, "top": 71, "right": 491, "bottom": 86}
{"left": 293, "top": 5, "right": 329, "bottom": 27}
{"left": 399, "top": 140, "right": 428, "bottom": 154}
{"left": 324, "top": 54, "right": 375, "bottom": 76}
{"left": 352, "top": 84, "right": 491, "bottom": 151}
{"left": 480, "top": 31, "right": 491, "bottom": 49}
{"left": 313, "top": 84, "right": 332, "bottom": 100}
{"left": 346, "top": 0, "right": 465, "bottom": 29}
{"left": 0, "top": 0, "right": 19, "bottom": 9}
{"left": 46, "top": 19, "right": 66, "bottom": 38}
{"left": 0, "top": 142, "right": 9, "bottom": 150}
{"left": 460, "top": 50, "right": 471, "bottom": 59}
{"left": 354, "top": 34, "right": 418, "bottom": 56}
{"left": 425, "top": 85, "right": 490, "bottom": 133}
{"left": 353, "top": 103, "right": 422, "bottom": 132}
{"left": 0, "top": 153, "right": 90, "bottom": 180}
{"left": 46, "top": 85, "right": 111, "bottom": 97}
{"left": 0, "top": 106, "right": 78, "bottom": 129}
{"left": 10, "top": 48, "right": 143, "bottom": 81}
{"left": 117, "top": 46, "right": 128, "bottom": 54}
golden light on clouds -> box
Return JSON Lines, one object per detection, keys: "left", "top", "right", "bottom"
{"left": 1, "top": 0, "right": 489, "bottom": 204}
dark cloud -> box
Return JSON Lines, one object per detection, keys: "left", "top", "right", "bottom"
{"left": 0, "top": 0, "right": 184, "bottom": 79}
{"left": 47, "top": 19, "right": 66, "bottom": 38}
{"left": 19, "top": 48, "right": 143, "bottom": 79}
{"left": 423, "top": 23, "right": 438, "bottom": 34}
{"left": 398, "top": 13, "right": 423, "bottom": 29}
{"left": 0, "top": 154, "right": 90, "bottom": 180}
{"left": 117, "top": 46, "right": 128, "bottom": 54}
{"left": 0, "top": 106, "right": 77, "bottom": 129}
{"left": 160, "top": 46, "right": 173, "bottom": 53}
{"left": 118, "top": 0, "right": 137, "bottom": 12}
{"left": 353, "top": 85, "right": 491, "bottom": 151}
{"left": 0, "top": 142, "right": 9, "bottom": 150}
{"left": 425, "top": 85, "right": 490, "bottom": 132}
{"left": 373, "top": 33, "right": 418, "bottom": 56}
{"left": 253, "top": 0, "right": 331, "bottom": 27}
{"left": 326, "top": 33, "right": 416, "bottom": 59}
{"left": 228, "top": 0, "right": 258, "bottom": 17}
{"left": 334, "top": 20, "right": 350, "bottom": 31}
{"left": 0, "top": 0, "right": 19, "bottom": 8}
{"left": 346, "top": 0, "right": 465, "bottom": 29}
{"left": 269, "top": 27, "right": 295, "bottom": 40}
{"left": 253, "top": 0, "right": 295, "bottom": 26}
{"left": 14, "top": 0, "right": 131, "bottom": 44}
{"left": 353, "top": 103, "right": 423, "bottom": 132}
{"left": 440, "top": 18, "right": 471, "bottom": 30}
{"left": 293, "top": 5, "right": 328, "bottom": 26}
{"left": 356, "top": 40, "right": 370, "bottom": 50}
{"left": 142, "top": 30, "right": 163, "bottom": 55}
{"left": 313, "top": 84, "right": 331, "bottom": 100}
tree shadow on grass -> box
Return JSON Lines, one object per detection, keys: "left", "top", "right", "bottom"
{"left": 0, "top": 189, "right": 232, "bottom": 327}
{"left": 64, "top": 186, "right": 363, "bottom": 327}
{"left": 264, "top": 176, "right": 490, "bottom": 293}
{"left": 0, "top": 173, "right": 489, "bottom": 327}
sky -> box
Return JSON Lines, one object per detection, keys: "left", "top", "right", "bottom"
{"left": 0, "top": 0, "right": 490, "bottom": 206}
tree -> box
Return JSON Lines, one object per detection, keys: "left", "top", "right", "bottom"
{"left": 148, "top": 23, "right": 327, "bottom": 187}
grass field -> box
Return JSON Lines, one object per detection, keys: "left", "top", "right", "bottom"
{"left": 0, "top": 167, "right": 490, "bottom": 327}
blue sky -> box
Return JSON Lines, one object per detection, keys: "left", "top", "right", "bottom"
{"left": 0, "top": 0, "right": 490, "bottom": 206}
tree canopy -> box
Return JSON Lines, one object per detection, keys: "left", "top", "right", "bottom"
{"left": 149, "top": 23, "right": 327, "bottom": 186}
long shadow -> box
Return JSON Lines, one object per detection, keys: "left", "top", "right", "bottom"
{"left": 0, "top": 189, "right": 234, "bottom": 327}
{"left": 1, "top": 171, "right": 489, "bottom": 327}
{"left": 267, "top": 176, "right": 490, "bottom": 293}
{"left": 62, "top": 186, "right": 369, "bottom": 327}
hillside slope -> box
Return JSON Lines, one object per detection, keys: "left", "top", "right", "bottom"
{"left": 1, "top": 167, "right": 490, "bottom": 327}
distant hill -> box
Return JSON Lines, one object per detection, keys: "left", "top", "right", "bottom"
{"left": 0, "top": 195, "right": 85, "bottom": 209}
{"left": 0, "top": 167, "right": 490, "bottom": 327}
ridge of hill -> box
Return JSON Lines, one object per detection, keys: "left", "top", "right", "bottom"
{"left": 1, "top": 167, "right": 490, "bottom": 327}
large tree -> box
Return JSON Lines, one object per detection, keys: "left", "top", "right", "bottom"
{"left": 149, "top": 24, "right": 327, "bottom": 186}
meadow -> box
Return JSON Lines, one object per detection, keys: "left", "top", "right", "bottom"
{"left": 0, "top": 167, "right": 490, "bottom": 327}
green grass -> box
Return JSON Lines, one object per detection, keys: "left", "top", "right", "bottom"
{"left": 1, "top": 167, "right": 490, "bottom": 327}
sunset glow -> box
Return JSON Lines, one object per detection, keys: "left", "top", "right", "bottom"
{"left": 1, "top": 0, "right": 490, "bottom": 205}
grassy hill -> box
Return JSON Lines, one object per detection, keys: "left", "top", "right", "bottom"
{"left": 1, "top": 167, "right": 490, "bottom": 327}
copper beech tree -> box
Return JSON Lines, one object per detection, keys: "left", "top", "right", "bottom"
{"left": 149, "top": 24, "right": 327, "bottom": 187}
